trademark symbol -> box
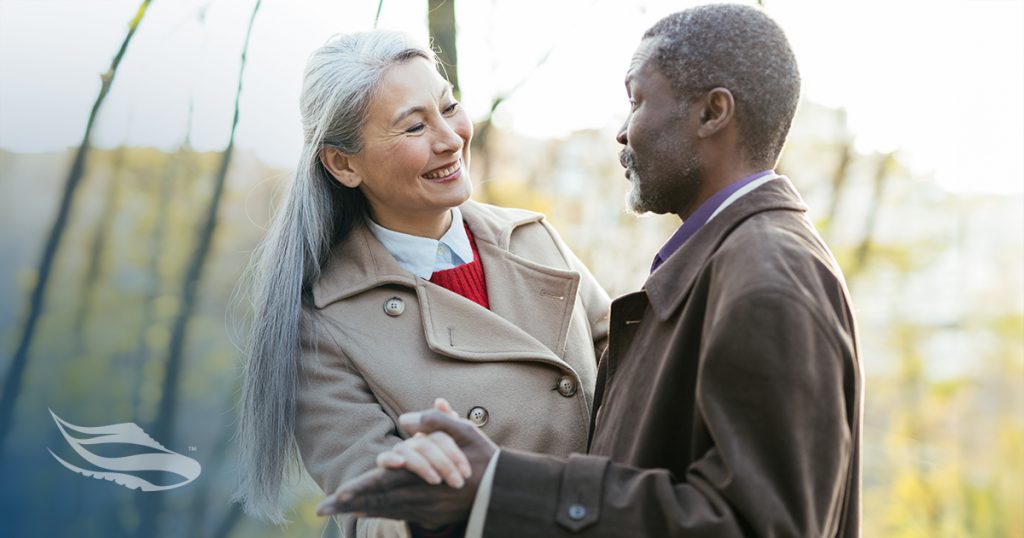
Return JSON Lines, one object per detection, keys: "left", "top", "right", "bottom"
{"left": 188, "top": 446, "right": 197, "bottom": 452}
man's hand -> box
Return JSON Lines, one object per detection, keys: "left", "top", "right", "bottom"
{"left": 316, "top": 399, "right": 498, "bottom": 529}
{"left": 375, "top": 399, "right": 472, "bottom": 489}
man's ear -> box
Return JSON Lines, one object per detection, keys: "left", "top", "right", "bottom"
{"left": 320, "top": 146, "right": 362, "bottom": 188}
{"left": 696, "top": 87, "right": 734, "bottom": 138}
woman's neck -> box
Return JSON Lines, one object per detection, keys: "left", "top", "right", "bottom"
{"left": 369, "top": 208, "right": 452, "bottom": 240}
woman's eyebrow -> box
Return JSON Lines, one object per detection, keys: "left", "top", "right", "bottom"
{"left": 390, "top": 83, "right": 455, "bottom": 127}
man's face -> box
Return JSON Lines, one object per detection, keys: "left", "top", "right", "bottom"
{"left": 617, "top": 37, "right": 702, "bottom": 216}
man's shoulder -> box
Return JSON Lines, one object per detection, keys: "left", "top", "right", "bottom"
{"left": 709, "top": 208, "right": 845, "bottom": 297}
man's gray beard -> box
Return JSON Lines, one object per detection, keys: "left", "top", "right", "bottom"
{"left": 625, "top": 169, "right": 670, "bottom": 215}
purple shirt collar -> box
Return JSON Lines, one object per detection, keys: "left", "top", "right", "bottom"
{"left": 651, "top": 170, "right": 774, "bottom": 273}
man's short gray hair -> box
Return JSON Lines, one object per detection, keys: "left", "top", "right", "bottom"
{"left": 643, "top": 4, "right": 801, "bottom": 167}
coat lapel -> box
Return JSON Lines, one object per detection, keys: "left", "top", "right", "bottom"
{"left": 312, "top": 201, "right": 580, "bottom": 371}
{"left": 475, "top": 239, "right": 580, "bottom": 359}
{"left": 415, "top": 272, "right": 571, "bottom": 369}
{"left": 312, "top": 220, "right": 417, "bottom": 308}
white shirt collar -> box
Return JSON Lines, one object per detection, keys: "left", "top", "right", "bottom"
{"left": 707, "top": 172, "right": 781, "bottom": 223}
{"left": 366, "top": 207, "right": 474, "bottom": 279}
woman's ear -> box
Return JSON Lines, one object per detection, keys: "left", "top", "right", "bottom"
{"left": 696, "top": 87, "right": 735, "bottom": 138}
{"left": 320, "top": 146, "right": 362, "bottom": 188}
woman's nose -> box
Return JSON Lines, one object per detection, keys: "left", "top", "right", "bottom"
{"left": 433, "top": 120, "right": 465, "bottom": 154}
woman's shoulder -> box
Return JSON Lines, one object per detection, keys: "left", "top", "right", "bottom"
{"left": 461, "top": 199, "right": 545, "bottom": 227}
{"left": 460, "top": 199, "right": 553, "bottom": 248}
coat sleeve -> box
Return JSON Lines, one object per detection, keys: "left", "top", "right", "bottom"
{"left": 295, "top": 316, "right": 410, "bottom": 538}
{"left": 480, "top": 288, "right": 855, "bottom": 537}
{"left": 571, "top": 248, "right": 610, "bottom": 360}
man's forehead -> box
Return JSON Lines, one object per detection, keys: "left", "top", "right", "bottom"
{"left": 626, "top": 38, "right": 661, "bottom": 82}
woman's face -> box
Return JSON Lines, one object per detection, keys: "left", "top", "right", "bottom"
{"left": 339, "top": 57, "right": 473, "bottom": 235}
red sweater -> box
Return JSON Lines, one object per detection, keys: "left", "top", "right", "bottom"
{"left": 428, "top": 224, "right": 490, "bottom": 309}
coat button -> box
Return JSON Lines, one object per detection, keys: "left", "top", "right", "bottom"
{"left": 567, "top": 503, "right": 587, "bottom": 521}
{"left": 467, "top": 406, "right": 488, "bottom": 427}
{"left": 557, "top": 375, "right": 577, "bottom": 397}
{"left": 383, "top": 297, "right": 405, "bottom": 317}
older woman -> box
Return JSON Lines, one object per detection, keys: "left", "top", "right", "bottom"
{"left": 235, "top": 31, "right": 609, "bottom": 537}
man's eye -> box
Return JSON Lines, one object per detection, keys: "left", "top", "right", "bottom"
{"left": 629, "top": 99, "right": 638, "bottom": 110}
{"left": 443, "top": 102, "right": 459, "bottom": 115}
{"left": 406, "top": 123, "right": 425, "bottom": 134}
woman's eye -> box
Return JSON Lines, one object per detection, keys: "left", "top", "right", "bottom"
{"left": 405, "top": 123, "right": 425, "bottom": 134}
{"left": 629, "top": 99, "right": 638, "bottom": 110}
{"left": 443, "top": 102, "right": 459, "bottom": 115}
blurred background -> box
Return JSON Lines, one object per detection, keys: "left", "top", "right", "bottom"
{"left": 1, "top": 0, "right": 1021, "bottom": 536}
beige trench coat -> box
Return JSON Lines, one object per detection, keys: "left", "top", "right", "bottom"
{"left": 295, "top": 200, "right": 610, "bottom": 538}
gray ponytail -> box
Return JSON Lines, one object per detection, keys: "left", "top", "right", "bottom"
{"left": 235, "top": 30, "right": 433, "bottom": 523}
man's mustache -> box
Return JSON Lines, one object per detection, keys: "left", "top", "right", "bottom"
{"left": 619, "top": 150, "right": 635, "bottom": 170}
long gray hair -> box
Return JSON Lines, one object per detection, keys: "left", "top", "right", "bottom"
{"left": 235, "top": 30, "right": 433, "bottom": 523}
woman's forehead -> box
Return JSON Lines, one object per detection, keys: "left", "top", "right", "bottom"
{"left": 369, "top": 59, "right": 451, "bottom": 125}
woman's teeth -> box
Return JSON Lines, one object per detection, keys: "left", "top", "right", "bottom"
{"left": 422, "top": 161, "right": 460, "bottom": 180}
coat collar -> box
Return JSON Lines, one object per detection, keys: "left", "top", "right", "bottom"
{"left": 311, "top": 200, "right": 580, "bottom": 369}
{"left": 311, "top": 199, "right": 544, "bottom": 308}
{"left": 643, "top": 176, "right": 809, "bottom": 321}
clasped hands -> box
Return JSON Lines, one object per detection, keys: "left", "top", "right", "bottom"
{"left": 316, "top": 398, "right": 497, "bottom": 529}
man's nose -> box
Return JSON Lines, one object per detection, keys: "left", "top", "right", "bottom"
{"left": 615, "top": 122, "right": 628, "bottom": 145}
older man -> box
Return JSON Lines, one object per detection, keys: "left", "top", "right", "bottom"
{"left": 320, "top": 4, "right": 862, "bottom": 536}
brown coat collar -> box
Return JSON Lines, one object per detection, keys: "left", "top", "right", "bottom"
{"left": 644, "top": 176, "right": 809, "bottom": 320}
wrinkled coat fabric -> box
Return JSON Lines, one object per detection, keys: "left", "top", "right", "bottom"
{"left": 484, "top": 177, "right": 862, "bottom": 537}
{"left": 296, "top": 200, "right": 611, "bottom": 538}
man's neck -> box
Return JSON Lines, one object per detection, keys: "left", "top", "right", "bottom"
{"left": 678, "top": 162, "right": 763, "bottom": 221}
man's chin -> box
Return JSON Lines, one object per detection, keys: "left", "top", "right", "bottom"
{"left": 626, "top": 188, "right": 668, "bottom": 216}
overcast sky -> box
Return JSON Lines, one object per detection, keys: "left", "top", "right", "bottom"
{"left": 1, "top": 0, "right": 1021, "bottom": 193}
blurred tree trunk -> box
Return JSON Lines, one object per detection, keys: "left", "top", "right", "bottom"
{"left": 185, "top": 394, "right": 238, "bottom": 537}
{"left": 428, "top": 0, "right": 459, "bottom": 99}
{"left": 0, "top": 0, "right": 152, "bottom": 454}
{"left": 851, "top": 152, "right": 895, "bottom": 277}
{"left": 471, "top": 49, "right": 551, "bottom": 204}
{"left": 136, "top": 2, "right": 262, "bottom": 535}
{"left": 374, "top": 0, "right": 384, "bottom": 28}
{"left": 823, "top": 141, "right": 853, "bottom": 237}
{"left": 73, "top": 146, "right": 127, "bottom": 346}
{"left": 211, "top": 504, "right": 245, "bottom": 538}
{"left": 132, "top": 106, "right": 193, "bottom": 419}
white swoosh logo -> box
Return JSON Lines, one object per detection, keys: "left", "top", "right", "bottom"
{"left": 48, "top": 409, "right": 201, "bottom": 491}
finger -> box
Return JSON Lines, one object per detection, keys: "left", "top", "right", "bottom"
{"left": 319, "top": 468, "right": 420, "bottom": 516}
{"left": 376, "top": 450, "right": 405, "bottom": 469}
{"left": 411, "top": 436, "right": 465, "bottom": 488}
{"left": 401, "top": 410, "right": 478, "bottom": 446}
{"left": 337, "top": 482, "right": 447, "bottom": 522}
{"left": 428, "top": 431, "right": 472, "bottom": 478}
{"left": 433, "top": 397, "right": 458, "bottom": 417}
{"left": 393, "top": 444, "right": 442, "bottom": 485}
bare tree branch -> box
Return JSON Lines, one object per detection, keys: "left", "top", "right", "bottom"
{"left": 136, "top": 1, "right": 262, "bottom": 534}
{"left": 428, "top": 0, "right": 459, "bottom": 98}
{"left": 0, "top": 0, "right": 153, "bottom": 454}
{"left": 374, "top": 0, "right": 384, "bottom": 29}
{"left": 72, "top": 146, "right": 127, "bottom": 345}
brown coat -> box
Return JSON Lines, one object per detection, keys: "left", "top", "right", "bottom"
{"left": 295, "top": 200, "right": 610, "bottom": 538}
{"left": 484, "top": 177, "right": 862, "bottom": 537}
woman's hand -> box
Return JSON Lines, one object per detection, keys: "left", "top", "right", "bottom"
{"left": 375, "top": 398, "right": 472, "bottom": 488}
{"left": 318, "top": 404, "right": 498, "bottom": 527}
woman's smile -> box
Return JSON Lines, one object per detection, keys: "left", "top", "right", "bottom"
{"left": 421, "top": 158, "right": 462, "bottom": 182}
